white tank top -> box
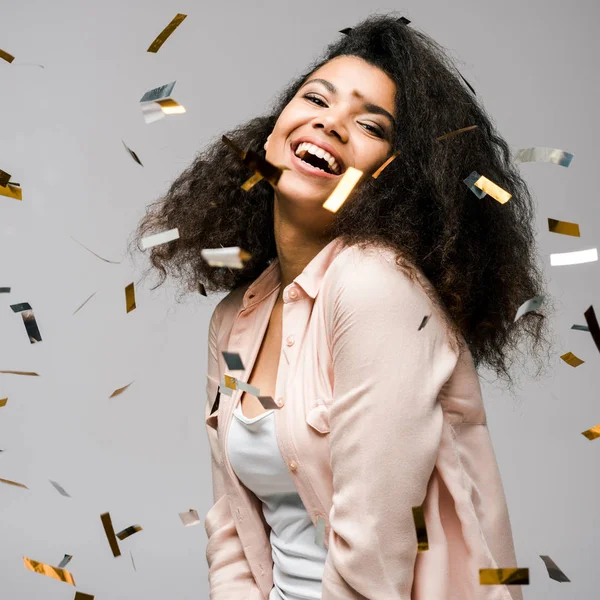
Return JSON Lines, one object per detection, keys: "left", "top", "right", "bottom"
{"left": 227, "top": 404, "right": 328, "bottom": 600}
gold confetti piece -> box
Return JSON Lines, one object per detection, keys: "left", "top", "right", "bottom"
{"left": 474, "top": 175, "right": 512, "bottom": 204}
{"left": 125, "top": 282, "right": 136, "bottom": 313}
{"left": 156, "top": 98, "right": 186, "bottom": 114}
{"left": 201, "top": 246, "right": 252, "bottom": 269}
{"left": 436, "top": 125, "right": 478, "bottom": 141}
{"left": 479, "top": 568, "right": 529, "bottom": 585}
{"left": 100, "top": 512, "right": 121, "bottom": 557}
{"left": 514, "top": 295, "right": 545, "bottom": 323}
{"left": 0, "top": 49, "right": 14, "bottom": 63}
{"left": 69, "top": 236, "right": 121, "bottom": 264}
{"left": 122, "top": 140, "right": 143, "bottom": 166}
{"left": 0, "top": 169, "right": 10, "bottom": 187}
{"left": 224, "top": 374, "right": 237, "bottom": 391}
{"left": 241, "top": 171, "right": 264, "bottom": 191}
{"left": 74, "top": 593, "right": 95, "bottom": 600}
{"left": 116, "top": 525, "right": 143, "bottom": 541}
{"left": 418, "top": 315, "right": 430, "bottom": 331}
{"left": 548, "top": 218, "right": 580, "bottom": 237}
{"left": 514, "top": 147, "right": 574, "bottom": 168}
{"left": 0, "top": 398, "right": 6, "bottom": 408}
{"left": 49, "top": 480, "right": 71, "bottom": 498}
{"left": 73, "top": 291, "right": 97, "bottom": 316}
{"left": 550, "top": 247, "right": 598, "bottom": 266}
{"left": 572, "top": 324, "right": 589, "bottom": 332}
{"left": 58, "top": 554, "right": 72, "bottom": 569}
{"left": 372, "top": 150, "right": 400, "bottom": 179}
{"left": 0, "top": 477, "right": 28, "bottom": 489}
{"left": 219, "top": 376, "right": 233, "bottom": 396}
{"left": 411, "top": 505, "right": 429, "bottom": 551}
{"left": 582, "top": 424, "right": 600, "bottom": 440}
{"left": 222, "top": 351, "right": 245, "bottom": 371}
{"left": 147, "top": 13, "right": 187, "bottom": 53}
{"left": 221, "top": 135, "right": 286, "bottom": 186}
{"left": 0, "top": 183, "right": 22, "bottom": 201}
{"left": 179, "top": 509, "right": 200, "bottom": 527}
{"left": 560, "top": 351, "right": 584, "bottom": 367}
{"left": 539, "top": 555, "right": 570, "bottom": 582}
{"left": 322, "top": 167, "right": 363, "bottom": 213}
{"left": 584, "top": 306, "right": 600, "bottom": 354}
{"left": 109, "top": 381, "right": 134, "bottom": 398}
{"left": 0, "top": 370, "right": 39, "bottom": 376}
{"left": 23, "top": 556, "right": 75, "bottom": 586}
{"left": 141, "top": 228, "right": 179, "bottom": 250}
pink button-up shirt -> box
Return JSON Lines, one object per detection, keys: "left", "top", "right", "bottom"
{"left": 204, "top": 236, "right": 523, "bottom": 600}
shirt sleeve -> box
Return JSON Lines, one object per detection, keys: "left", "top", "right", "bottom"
{"left": 321, "top": 251, "right": 460, "bottom": 599}
{"left": 204, "top": 302, "right": 264, "bottom": 600}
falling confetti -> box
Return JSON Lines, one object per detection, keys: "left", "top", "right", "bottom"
{"left": 412, "top": 505, "right": 429, "bottom": 551}
{"left": 548, "top": 218, "right": 580, "bottom": 237}
{"left": 479, "top": 568, "right": 529, "bottom": 585}
{"left": 222, "top": 351, "right": 245, "bottom": 371}
{"left": 125, "top": 283, "right": 136, "bottom": 313}
{"left": 560, "top": 352, "right": 584, "bottom": 367}
{"left": 322, "top": 167, "right": 363, "bottom": 213}
{"left": 109, "top": 381, "right": 134, "bottom": 398}
{"left": 141, "top": 228, "right": 180, "bottom": 250}
{"left": 514, "top": 296, "right": 545, "bottom": 323}
{"left": 0, "top": 477, "right": 28, "bottom": 489}
{"left": 122, "top": 140, "right": 143, "bottom": 166}
{"left": 372, "top": 151, "right": 400, "bottom": 179}
{"left": 23, "top": 556, "right": 75, "bottom": 586}
{"left": 550, "top": 248, "right": 598, "bottom": 267}
{"left": 539, "top": 555, "right": 570, "bottom": 582}
{"left": 201, "top": 247, "right": 252, "bottom": 269}
{"left": 49, "top": 480, "right": 71, "bottom": 498}
{"left": 179, "top": 509, "right": 200, "bottom": 527}
{"left": 147, "top": 13, "right": 187, "bottom": 53}
{"left": 514, "top": 147, "right": 573, "bottom": 168}
{"left": 100, "top": 512, "right": 121, "bottom": 557}
{"left": 116, "top": 525, "right": 143, "bottom": 541}
{"left": 0, "top": 49, "right": 14, "bottom": 63}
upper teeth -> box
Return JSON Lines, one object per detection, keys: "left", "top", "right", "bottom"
{"left": 294, "top": 142, "right": 341, "bottom": 174}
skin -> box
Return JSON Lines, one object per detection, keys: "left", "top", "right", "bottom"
{"left": 263, "top": 55, "right": 397, "bottom": 304}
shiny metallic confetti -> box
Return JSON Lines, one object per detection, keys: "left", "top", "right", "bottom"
{"left": 0, "top": 398, "right": 6, "bottom": 408}
{"left": 548, "top": 218, "right": 580, "bottom": 237}
{"left": 241, "top": 171, "right": 264, "bottom": 191}
{"left": 581, "top": 424, "right": 600, "bottom": 440}
{"left": 156, "top": 98, "right": 186, "bottom": 114}
{"left": 550, "top": 248, "right": 598, "bottom": 266}
{"left": 322, "top": 167, "right": 363, "bottom": 213}
{"left": 222, "top": 351, "right": 245, "bottom": 371}
{"left": 72, "top": 291, "right": 97, "bottom": 316}
{"left": 122, "top": 140, "right": 143, "bottom": 166}
{"left": 571, "top": 324, "right": 589, "bottom": 332}
{"left": 436, "top": 125, "right": 478, "bottom": 141}
{"left": 179, "top": 509, "right": 200, "bottom": 527}
{"left": 418, "top": 315, "right": 430, "bottom": 331}
{"left": 10, "top": 302, "right": 42, "bottom": 343}
{"left": 0, "top": 370, "right": 39, "bottom": 376}
{"left": 139, "top": 81, "right": 185, "bottom": 124}
{"left": 201, "top": 247, "right": 252, "bottom": 269}
{"left": 479, "top": 568, "right": 529, "bottom": 585}
{"left": 49, "top": 480, "right": 71, "bottom": 498}
{"left": 514, "top": 147, "right": 574, "bottom": 168}
{"left": 584, "top": 306, "right": 600, "bottom": 354}
{"left": 258, "top": 396, "right": 280, "bottom": 410}
{"left": 140, "top": 102, "right": 165, "bottom": 124}
{"left": 141, "top": 228, "right": 180, "bottom": 250}
{"left": 463, "top": 171, "right": 487, "bottom": 199}
{"left": 514, "top": 295, "right": 545, "bottom": 323}
{"left": 236, "top": 380, "right": 261, "bottom": 397}
{"left": 0, "top": 182, "right": 22, "bottom": 201}
{"left": 0, "top": 169, "right": 10, "bottom": 187}
{"left": 116, "top": 525, "right": 143, "bottom": 541}
{"left": 23, "top": 556, "right": 75, "bottom": 586}
{"left": 100, "top": 512, "right": 121, "bottom": 557}
{"left": 412, "top": 505, "right": 429, "bottom": 551}
{"left": 125, "top": 283, "right": 136, "bottom": 313}
{"left": 314, "top": 516, "right": 326, "bottom": 548}
{"left": 74, "top": 593, "right": 95, "bottom": 600}
{"left": 372, "top": 151, "right": 400, "bottom": 179}
{"left": 539, "top": 555, "right": 570, "bottom": 582}
{"left": 0, "top": 49, "right": 15, "bottom": 63}
{"left": 223, "top": 374, "right": 237, "bottom": 391}
{"left": 70, "top": 236, "right": 121, "bottom": 264}
{"left": 58, "top": 554, "right": 73, "bottom": 569}
{"left": 560, "top": 351, "right": 584, "bottom": 367}
{"left": 219, "top": 375, "right": 233, "bottom": 396}
{"left": 140, "top": 81, "right": 176, "bottom": 103}
{"left": 147, "top": 13, "right": 187, "bottom": 53}
{"left": 109, "top": 381, "right": 134, "bottom": 398}
{"left": 0, "top": 477, "right": 28, "bottom": 489}
{"left": 473, "top": 175, "right": 512, "bottom": 204}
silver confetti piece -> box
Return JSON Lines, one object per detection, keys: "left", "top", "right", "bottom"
{"left": 514, "top": 295, "right": 545, "bottom": 322}
{"left": 139, "top": 81, "right": 176, "bottom": 104}
{"left": 514, "top": 147, "right": 574, "bottom": 168}
{"left": 49, "top": 480, "right": 71, "bottom": 498}
{"left": 58, "top": 554, "right": 72, "bottom": 569}
{"left": 463, "top": 171, "right": 487, "bottom": 199}
{"left": 236, "top": 380, "right": 261, "bottom": 397}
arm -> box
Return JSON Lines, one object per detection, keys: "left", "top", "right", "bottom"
{"left": 321, "top": 254, "right": 459, "bottom": 599}
{"left": 204, "top": 302, "right": 263, "bottom": 599}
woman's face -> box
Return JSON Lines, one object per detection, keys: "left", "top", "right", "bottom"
{"left": 265, "top": 55, "right": 397, "bottom": 231}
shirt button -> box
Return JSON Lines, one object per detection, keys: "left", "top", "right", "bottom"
{"left": 289, "top": 289, "right": 298, "bottom": 299}
{"left": 276, "top": 397, "right": 284, "bottom": 407}
{"left": 286, "top": 335, "right": 295, "bottom": 347}
{"left": 289, "top": 461, "right": 297, "bottom": 471}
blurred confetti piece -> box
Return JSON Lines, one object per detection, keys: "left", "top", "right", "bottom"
{"left": 70, "top": 236, "right": 121, "bottom": 264}
{"left": 201, "top": 247, "right": 252, "bottom": 269}
{"left": 140, "top": 102, "right": 165, "bottom": 124}
{"left": 130, "top": 550, "right": 136, "bottom": 571}
{"left": 550, "top": 248, "right": 598, "bottom": 266}
{"left": 49, "top": 480, "right": 71, "bottom": 498}
{"left": 10, "top": 303, "right": 42, "bottom": 342}
{"left": 125, "top": 282, "right": 136, "bottom": 313}
{"left": 582, "top": 424, "right": 600, "bottom": 440}
{"left": 10, "top": 302, "right": 31, "bottom": 312}
{"left": 147, "top": 13, "right": 187, "bottom": 53}
{"left": 571, "top": 324, "right": 589, "bottom": 332}
{"left": 479, "top": 568, "right": 529, "bottom": 585}
{"left": 560, "top": 351, "right": 584, "bottom": 367}
{"left": 514, "top": 295, "right": 545, "bottom": 323}
{"left": 140, "top": 81, "right": 175, "bottom": 103}
{"left": 58, "top": 555, "right": 73, "bottom": 569}
{"left": 548, "top": 218, "right": 580, "bottom": 237}
{"left": 141, "top": 228, "right": 179, "bottom": 250}
{"left": 322, "top": 167, "right": 363, "bottom": 213}
{"left": 0, "top": 49, "right": 15, "bottom": 63}
{"left": 0, "top": 169, "right": 10, "bottom": 187}
{"left": 100, "top": 512, "right": 121, "bottom": 557}
{"left": 412, "top": 505, "right": 429, "bottom": 551}
{"left": 236, "top": 380, "right": 260, "bottom": 396}
{"left": 0, "top": 287, "right": 10, "bottom": 293}
{"left": 156, "top": 98, "right": 185, "bottom": 114}
{"left": 315, "top": 515, "right": 326, "bottom": 548}
{"left": 0, "top": 398, "right": 6, "bottom": 408}
{"left": 23, "top": 556, "right": 75, "bottom": 586}
{"left": 0, "top": 182, "right": 22, "bottom": 201}
{"left": 109, "top": 381, "right": 134, "bottom": 398}
{"left": 198, "top": 282, "right": 207, "bottom": 297}
{"left": 122, "top": 140, "right": 143, "bottom": 166}
{"left": 219, "top": 376, "right": 233, "bottom": 396}
{"left": 473, "top": 175, "right": 511, "bottom": 204}
{"left": 339, "top": 27, "right": 353, "bottom": 35}
{"left": 179, "top": 509, "right": 200, "bottom": 527}
{"left": 222, "top": 135, "right": 286, "bottom": 186}
{"left": 241, "top": 171, "right": 264, "bottom": 191}
{"left": 116, "top": 525, "right": 143, "bottom": 541}
{"left": 436, "top": 125, "right": 478, "bottom": 141}
{"left": 0, "top": 477, "right": 28, "bottom": 489}
{"left": 74, "top": 593, "right": 95, "bottom": 600}
{"left": 223, "top": 374, "right": 237, "bottom": 391}
{"left": 0, "top": 370, "right": 39, "bottom": 376}
{"left": 258, "top": 396, "right": 279, "bottom": 410}
{"left": 222, "top": 351, "right": 244, "bottom": 371}
{"left": 514, "top": 147, "right": 574, "bottom": 168}
{"left": 539, "top": 555, "right": 570, "bottom": 582}
{"left": 418, "top": 315, "right": 430, "bottom": 331}
{"left": 372, "top": 151, "right": 400, "bottom": 179}
{"left": 584, "top": 306, "right": 600, "bottom": 354}
{"left": 73, "top": 291, "right": 97, "bottom": 316}
{"left": 139, "top": 81, "right": 185, "bottom": 124}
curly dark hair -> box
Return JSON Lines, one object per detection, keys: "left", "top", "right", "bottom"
{"left": 130, "top": 12, "right": 556, "bottom": 391}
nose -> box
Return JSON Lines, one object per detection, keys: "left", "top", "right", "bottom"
{"left": 313, "top": 112, "right": 348, "bottom": 143}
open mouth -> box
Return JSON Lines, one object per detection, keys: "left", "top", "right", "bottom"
{"left": 290, "top": 141, "right": 344, "bottom": 177}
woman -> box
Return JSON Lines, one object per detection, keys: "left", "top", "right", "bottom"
{"left": 133, "top": 14, "right": 553, "bottom": 600}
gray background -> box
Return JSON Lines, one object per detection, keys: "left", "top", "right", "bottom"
{"left": 1, "top": 0, "right": 598, "bottom": 598}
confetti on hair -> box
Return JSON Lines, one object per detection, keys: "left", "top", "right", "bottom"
{"left": 147, "top": 13, "right": 187, "bottom": 53}
{"left": 473, "top": 174, "right": 512, "bottom": 204}
{"left": 372, "top": 151, "right": 400, "bottom": 179}
{"left": 436, "top": 125, "right": 478, "bottom": 141}
{"left": 141, "top": 228, "right": 180, "bottom": 250}
{"left": 514, "top": 295, "right": 545, "bottom": 323}
{"left": 201, "top": 246, "right": 252, "bottom": 269}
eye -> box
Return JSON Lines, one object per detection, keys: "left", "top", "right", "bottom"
{"left": 304, "top": 93, "right": 327, "bottom": 107}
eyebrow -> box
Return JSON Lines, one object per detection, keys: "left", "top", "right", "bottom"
{"left": 299, "top": 78, "right": 397, "bottom": 129}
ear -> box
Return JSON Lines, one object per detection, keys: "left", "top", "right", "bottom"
{"left": 264, "top": 134, "right": 271, "bottom": 151}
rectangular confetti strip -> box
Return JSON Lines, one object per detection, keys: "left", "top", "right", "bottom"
{"left": 236, "top": 380, "right": 261, "bottom": 397}
{"left": 201, "top": 247, "right": 252, "bottom": 269}
{"left": 436, "top": 125, "right": 478, "bottom": 141}
{"left": 122, "top": 140, "right": 143, "bottom": 166}
{"left": 223, "top": 374, "right": 237, "bottom": 391}
{"left": 74, "top": 593, "right": 95, "bottom": 600}
{"left": 179, "top": 509, "right": 201, "bottom": 527}
{"left": 0, "top": 183, "right": 22, "bottom": 201}
{"left": 258, "top": 396, "right": 280, "bottom": 410}
{"left": 0, "top": 49, "right": 14, "bottom": 63}
{"left": 479, "top": 568, "right": 529, "bottom": 585}
{"left": 222, "top": 351, "right": 245, "bottom": 371}
{"left": 147, "top": 13, "right": 187, "bottom": 53}
{"left": 584, "top": 306, "right": 600, "bottom": 354}
{"left": 23, "top": 556, "right": 75, "bottom": 586}
{"left": 219, "top": 375, "right": 233, "bottom": 396}
{"left": 548, "top": 218, "right": 580, "bottom": 237}
{"left": 322, "top": 167, "right": 363, "bottom": 213}
{"left": 0, "top": 370, "right": 39, "bottom": 376}
{"left": 571, "top": 324, "right": 589, "bottom": 332}
{"left": 372, "top": 151, "right": 400, "bottom": 179}
{"left": 314, "top": 516, "right": 326, "bottom": 548}
{"left": 125, "top": 283, "right": 136, "bottom": 313}
{"left": 0, "top": 398, "right": 7, "bottom": 408}
{"left": 412, "top": 505, "right": 429, "bottom": 551}
{"left": 141, "top": 228, "right": 180, "bottom": 250}
{"left": 0, "top": 169, "right": 10, "bottom": 187}
{"left": 49, "top": 480, "right": 71, "bottom": 498}
{"left": 550, "top": 248, "right": 598, "bottom": 266}
{"left": 473, "top": 175, "right": 512, "bottom": 204}
{"left": 58, "top": 554, "right": 73, "bottom": 569}
{"left": 581, "top": 424, "right": 600, "bottom": 440}
{"left": 116, "top": 525, "right": 142, "bottom": 541}
{"left": 514, "top": 147, "right": 573, "bottom": 168}
{"left": 140, "top": 81, "right": 176, "bottom": 104}
{"left": 0, "top": 477, "right": 28, "bottom": 489}
{"left": 560, "top": 351, "right": 584, "bottom": 367}
{"left": 109, "top": 381, "right": 134, "bottom": 398}
{"left": 100, "top": 512, "right": 121, "bottom": 557}
{"left": 241, "top": 171, "right": 264, "bottom": 191}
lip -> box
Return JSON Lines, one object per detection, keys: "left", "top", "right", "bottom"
{"left": 289, "top": 145, "right": 341, "bottom": 179}
{"left": 291, "top": 137, "right": 346, "bottom": 175}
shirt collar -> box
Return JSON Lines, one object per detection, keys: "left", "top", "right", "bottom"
{"left": 242, "top": 236, "right": 348, "bottom": 308}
